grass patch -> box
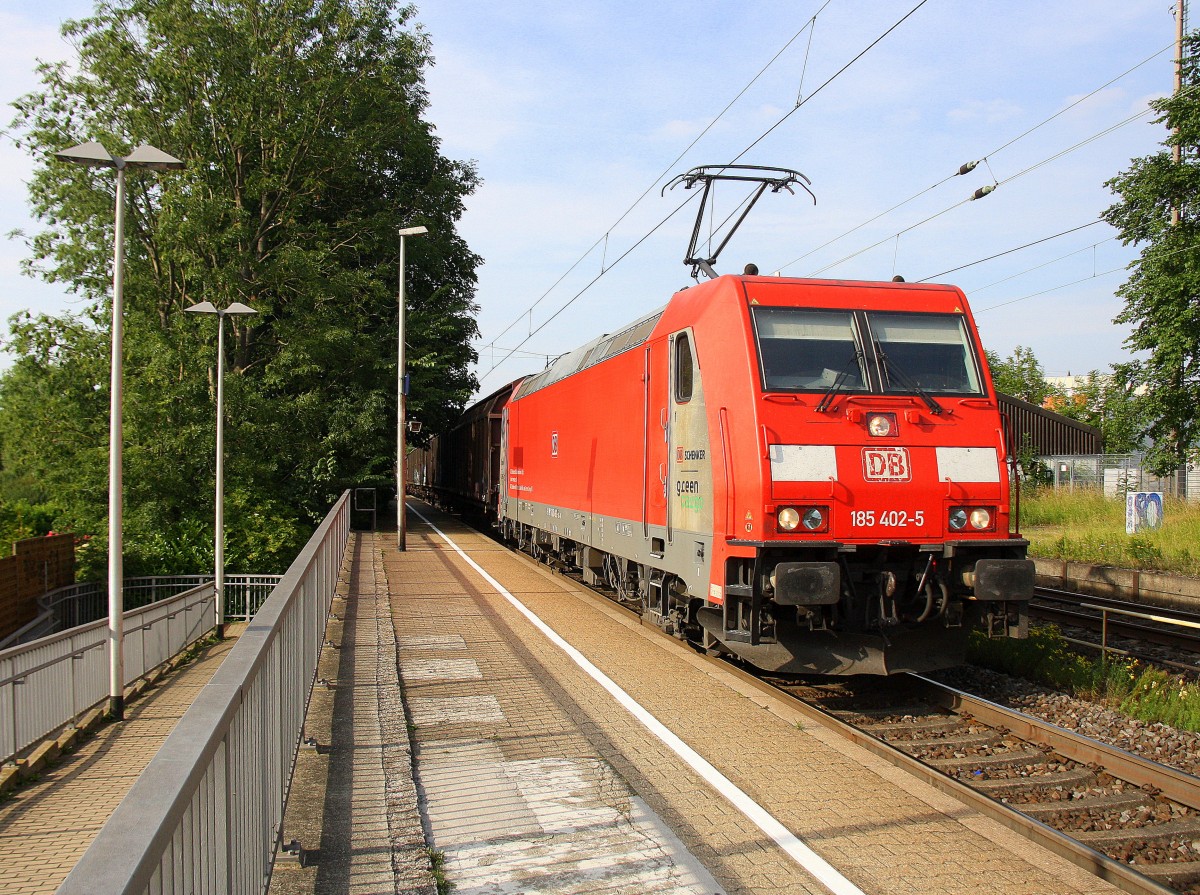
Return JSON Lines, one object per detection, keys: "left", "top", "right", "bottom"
{"left": 968, "top": 625, "right": 1200, "bottom": 732}
{"left": 1018, "top": 489, "right": 1200, "bottom": 576}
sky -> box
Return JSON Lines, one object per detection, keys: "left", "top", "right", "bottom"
{"left": 0, "top": 1, "right": 1185, "bottom": 398}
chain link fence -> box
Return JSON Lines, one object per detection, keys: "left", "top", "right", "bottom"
{"left": 1040, "top": 453, "right": 1200, "bottom": 501}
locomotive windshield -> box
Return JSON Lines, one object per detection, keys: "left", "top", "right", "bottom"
{"left": 751, "top": 307, "right": 984, "bottom": 396}
{"left": 867, "top": 312, "right": 983, "bottom": 395}
{"left": 754, "top": 309, "right": 869, "bottom": 392}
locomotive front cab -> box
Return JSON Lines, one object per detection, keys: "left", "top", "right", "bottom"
{"left": 698, "top": 283, "right": 1034, "bottom": 675}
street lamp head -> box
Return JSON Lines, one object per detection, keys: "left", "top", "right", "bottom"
{"left": 123, "top": 144, "right": 186, "bottom": 171}
{"left": 186, "top": 300, "right": 258, "bottom": 317}
{"left": 224, "top": 302, "right": 258, "bottom": 316}
{"left": 54, "top": 141, "right": 185, "bottom": 172}
{"left": 54, "top": 141, "right": 118, "bottom": 169}
{"left": 398, "top": 226, "right": 429, "bottom": 237}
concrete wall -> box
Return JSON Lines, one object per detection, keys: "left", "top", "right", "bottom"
{"left": 1032, "top": 556, "right": 1200, "bottom": 613}
{"left": 0, "top": 534, "right": 75, "bottom": 641}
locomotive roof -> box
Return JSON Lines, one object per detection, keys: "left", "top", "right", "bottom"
{"left": 512, "top": 306, "right": 665, "bottom": 400}
{"left": 509, "top": 274, "right": 971, "bottom": 402}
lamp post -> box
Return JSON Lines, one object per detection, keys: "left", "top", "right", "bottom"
{"left": 396, "top": 225, "right": 428, "bottom": 551}
{"left": 185, "top": 301, "right": 258, "bottom": 639}
{"left": 54, "top": 141, "right": 185, "bottom": 720}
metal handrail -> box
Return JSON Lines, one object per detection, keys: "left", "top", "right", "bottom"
{"left": 0, "top": 584, "right": 216, "bottom": 764}
{"left": 0, "top": 575, "right": 284, "bottom": 652}
{"left": 1080, "top": 601, "right": 1200, "bottom": 661}
{"left": 57, "top": 490, "right": 350, "bottom": 895}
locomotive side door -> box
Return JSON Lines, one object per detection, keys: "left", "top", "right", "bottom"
{"left": 643, "top": 339, "right": 669, "bottom": 541}
{"left": 669, "top": 329, "right": 714, "bottom": 544}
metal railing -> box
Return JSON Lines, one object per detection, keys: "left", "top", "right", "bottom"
{"left": 0, "top": 584, "right": 216, "bottom": 765}
{"left": 0, "top": 575, "right": 283, "bottom": 650}
{"left": 57, "top": 490, "right": 350, "bottom": 895}
{"left": 1088, "top": 602, "right": 1200, "bottom": 662}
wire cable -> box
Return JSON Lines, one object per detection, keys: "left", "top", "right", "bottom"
{"left": 478, "top": 191, "right": 700, "bottom": 382}
{"left": 775, "top": 43, "right": 1172, "bottom": 274}
{"left": 974, "top": 240, "right": 1200, "bottom": 314}
{"left": 966, "top": 234, "right": 1118, "bottom": 294}
{"left": 730, "top": 0, "right": 933, "bottom": 163}
{"left": 477, "top": 3, "right": 835, "bottom": 356}
{"left": 804, "top": 96, "right": 1168, "bottom": 278}
{"left": 917, "top": 220, "right": 1106, "bottom": 282}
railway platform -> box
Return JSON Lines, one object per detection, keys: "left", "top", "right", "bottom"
{"left": 0, "top": 628, "right": 242, "bottom": 894}
{"left": 273, "top": 502, "right": 1127, "bottom": 895}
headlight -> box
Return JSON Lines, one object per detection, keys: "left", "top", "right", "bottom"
{"left": 777, "top": 507, "right": 801, "bottom": 531}
{"left": 867, "top": 413, "right": 897, "bottom": 437}
{"left": 949, "top": 507, "right": 995, "bottom": 532}
{"left": 776, "top": 506, "right": 828, "bottom": 533}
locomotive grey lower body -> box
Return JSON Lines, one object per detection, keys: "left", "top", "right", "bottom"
{"left": 496, "top": 498, "right": 1034, "bottom": 676}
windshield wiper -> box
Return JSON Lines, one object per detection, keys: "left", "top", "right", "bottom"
{"left": 874, "top": 342, "right": 944, "bottom": 415}
{"left": 816, "top": 349, "right": 865, "bottom": 413}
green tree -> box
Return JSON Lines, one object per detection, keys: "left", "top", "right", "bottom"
{"left": 1103, "top": 31, "right": 1200, "bottom": 475}
{"left": 3, "top": 0, "right": 480, "bottom": 575}
{"left": 984, "top": 345, "right": 1061, "bottom": 405}
{"left": 1051, "top": 370, "right": 1145, "bottom": 455}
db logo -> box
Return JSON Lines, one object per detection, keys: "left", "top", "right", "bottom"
{"left": 862, "top": 447, "right": 911, "bottom": 482}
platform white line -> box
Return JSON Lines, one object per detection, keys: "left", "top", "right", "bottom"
{"left": 409, "top": 506, "right": 867, "bottom": 895}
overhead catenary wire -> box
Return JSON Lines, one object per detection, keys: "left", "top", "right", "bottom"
{"left": 730, "top": 0, "right": 934, "bottom": 164}
{"left": 917, "top": 220, "right": 1106, "bottom": 282}
{"left": 974, "top": 240, "right": 1200, "bottom": 314}
{"left": 479, "top": 190, "right": 701, "bottom": 381}
{"left": 961, "top": 233, "right": 1119, "bottom": 295}
{"left": 802, "top": 93, "right": 1177, "bottom": 279}
{"left": 775, "top": 43, "right": 1174, "bottom": 275}
{"left": 478, "top": 0, "right": 926, "bottom": 372}
{"left": 477, "top": 1, "right": 835, "bottom": 358}
{"left": 478, "top": 6, "right": 1173, "bottom": 390}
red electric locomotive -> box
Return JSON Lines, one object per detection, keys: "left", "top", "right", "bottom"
{"left": 418, "top": 271, "right": 1034, "bottom": 676}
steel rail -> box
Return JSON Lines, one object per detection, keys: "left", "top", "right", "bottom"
{"left": 1031, "top": 587, "right": 1200, "bottom": 665}
{"left": 910, "top": 674, "right": 1200, "bottom": 812}
{"left": 1035, "top": 585, "right": 1200, "bottom": 624}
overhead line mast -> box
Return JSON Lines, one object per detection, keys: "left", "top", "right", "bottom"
{"left": 1173, "top": 0, "right": 1185, "bottom": 226}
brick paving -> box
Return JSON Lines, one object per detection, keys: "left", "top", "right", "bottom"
{"left": 8, "top": 505, "right": 1136, "bottom": 895}
{"left": 386, "top": 504, "right": 1124, "bottom": 895}
{"left": 386, "top": 517, "right": 731, "bottom": 895}
{"left": 0, "top": 631, "right": 240, "bottom": 895}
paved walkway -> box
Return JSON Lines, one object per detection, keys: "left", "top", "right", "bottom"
{"left": 270, "top": 531, "right": 431, "bottom": 895}
{"left": 276, "top": 506, "right": 1125, "bottom": 895}
{"left": 0, "top": 630, "right": 240, "bottom": 895}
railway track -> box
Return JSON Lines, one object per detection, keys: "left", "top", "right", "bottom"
{"left": 774, "top": 674, "right": 1200, "bottom": 895}
{"left": 1030, "top": 587, "right": 1200, "bottom": 673}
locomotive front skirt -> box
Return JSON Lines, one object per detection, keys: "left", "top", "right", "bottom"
{"left": 412, "top": 273, "right": 1034, "bottom": 676}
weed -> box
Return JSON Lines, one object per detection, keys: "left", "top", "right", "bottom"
{"left": 427, "top": 847, "right": 454, "bottom": 894}
{"left": 968, "top": 625, "right": 1200, "bottom": 733}
{"left": 1020, "top": 491, "right": 1200, "bottom": 576}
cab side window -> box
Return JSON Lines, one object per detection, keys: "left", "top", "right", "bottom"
{"left": 675, "top": 333, "right": 694, "bottom": 403}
